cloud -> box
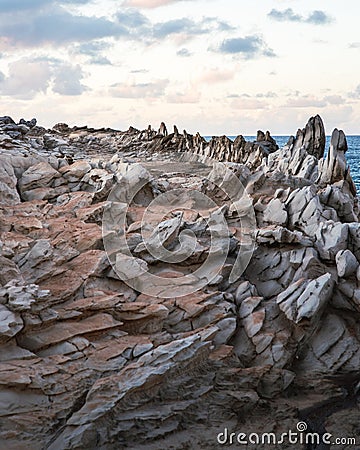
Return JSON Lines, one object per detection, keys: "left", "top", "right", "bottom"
{"left": 0, "top": 58, "right": 51, "bottom": 99}
{"left": 230, "top": 97, "right": 269, "bottom": 110}
{"left": 256, "top": 91, "right": 278, "bottom": 98}
{"left": 268, "top": 8, "right": 332, "bottom": 25}
{"left": 324, "top": 95, "right": 345, "bottom": 105}
{"left": 116, "top": 9, "right": 149, "bottom": 28}
{"left": 0, "top": 5, "right": 228, "bottom": 51}
{"left": 177, "top": 48, "right": 192, "bottom": 57}
{"left": 122, "top": 0, "right": 187, "bottom": 8}
{"left": 88, "top": 56, "right": 111, "bottom": 65}
{"left": 226, "top": 91, "right": 278, "bottom": 109}
{"left": 109, "top": 79, "right": 168, "bottom": 98}
{"left": 154, "top": 16, "right": 234, "bottom": 43}
{"left": 74, "top": 40, "right": 112, "bottom": 65}
{"left": 0, "top": 0, "right": 92, "bottom": 13}
{"left": 130, "top": 69, "right": 149, "bottom": 74}
{"left": 154, "top": 18, "right": 201, "bottom": 38}
{"left": 0, "top": 57, "right": 88, "bottom": 98}
{"left": 312, "top": 39, "right": 328, "bottom": 45}
{"left": 58, "top": 0, "right": 93, "bottom": 3}
{"left": 167, "top": 85, "right": 201, "bottom": 104}
{"left": 201, "top": 17, "right": 235, "bottom": 32}
{"left": 75, "top": 41, "right": 112, "bottom": 56}
{"left": 0, "top": 0, "right": 48, "bottom": 12}
{"left": 0, "top": 5, "right": 128, "bottom": 49}
{"left": 268, "top": 8, "right": 302, "bottom": 22}
{"left": 348, "top": 85, "right": 360, "bottom": 99}
{"left": 217, "top": 35, "right": 276, "bottom": 59}
{"left": 52, "top": 64, "right": 87, "bottom": 95}
{"left": 284, "top": 96, "right": 327, "bottom": 108}
{"left": 152, "top": 17, "right": 223, "bottom": 41}
{"left": 306, "top": 10, "right": 332, "bottom": 25}
{"left": 199, "top": 68, "right": 234, "bottom": 84}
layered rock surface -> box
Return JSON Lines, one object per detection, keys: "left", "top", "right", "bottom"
{"left": 0, "top": 115, "right": 359, "bottom": 449}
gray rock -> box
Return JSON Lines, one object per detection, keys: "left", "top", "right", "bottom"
{"left": 335, "top": 249, "right": 358, "bottom": 278}
{"left": 213, "top": 317, "right": 237, "bottom": 345}
{"left": 315, "top": 221, "right": 349, "bottom": 261}
{"left": 292, "top": 114, "right": 326, "bottom": 159}
{"left": 0, "top": 304, "right": 23, "bottom": 342}
{"left": 319, "top": 185, "right": 358, "bottom": 222}
{"left": 18, "top": 161, "right": 60, "bottom": 192}
{"left": 243, "top": 308, "right": 265, "bottom": 338}
{"left": 0, "top": 256, "right": 22, "bottom": 286}
{"left": 263, "top": 198, "right": 287, "bottom": 225}
{"left": 0, "top": 157, "right": 21, "bottom": 205}
{"left": 1, "top": 113, "right": 360, "bottom": 449}
{"left": 238, "top": 296, "right": 263, "bottom": 319}
{"left": 235, "top": 281, "right": 258, "bottom": 306}
{"left": 277, "top": 273, "right": 334, "bottom": 323}
{"left": 318, "top": 128, "right": 356, "bottom": 195}
{"left": 59, "top": 160, "right": 91, "bottom": 181}
{"left": 286, "top": 185, "right": 324, "bottom": 235}
{"left": 134, "top": 213, "right": 183, "bottom": 260}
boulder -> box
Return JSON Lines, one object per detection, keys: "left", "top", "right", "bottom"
{"left": 276, "top": 273, "right": 334, "bottom": 323}
{"left": 318, "top": 128, "right": 356, "bottom": 195}
{"left": 0, "top": 158, "right": 21, "bottom": 205}
{"left": 18, "top": 161, "right": 60, "bottom": 193}
{"left": 315, "top": 221, "right": 349, "bottom": 261}
{"left": 335, "top": 249, "right": 358, "bottom": 278}
{"left": 293, "top": 114, "right": 325, "bottom": 159}
{"left": 263, "top": 198, "right": 287, "bottom": 226}
{"left": 59, "top": 160, "right": 91, "bottom": 181}
{"left": 0, "top": 304, "right": 23, "bottom": 342}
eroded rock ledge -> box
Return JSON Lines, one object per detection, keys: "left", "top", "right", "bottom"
{"left": 0, "top": 114, "right": 359, "bottom": 449}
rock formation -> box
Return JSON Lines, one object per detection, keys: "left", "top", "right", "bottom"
{"left": 0, "top": 115, "right": 359, "bottom": 449}
{"left": 293, "top": 114, "right": 326, "bottom": 159}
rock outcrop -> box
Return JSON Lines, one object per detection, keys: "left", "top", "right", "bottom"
{"left": 293, "top": 114, "right": 326, "bottom": 159}
{"left": 0, "top": 114, "right": 359, "bottom": 449}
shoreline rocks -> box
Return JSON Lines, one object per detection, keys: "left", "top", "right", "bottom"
{"left": 0, "top": 114, "right": 359, "bottom": 448}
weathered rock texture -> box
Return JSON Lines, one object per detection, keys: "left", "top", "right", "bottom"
{"left": 0, "top": 115, "right": 359, "bottom": 449}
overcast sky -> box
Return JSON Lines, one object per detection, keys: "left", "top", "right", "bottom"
{"left": 0, "top": 0, "right": 359, "bottom": 134}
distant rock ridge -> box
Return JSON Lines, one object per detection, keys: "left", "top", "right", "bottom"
{"left": 0, "top": 113, "right": 359, "bottom": 448}
{"left": 1, "top": 114, "right": 355, "bottom": 194}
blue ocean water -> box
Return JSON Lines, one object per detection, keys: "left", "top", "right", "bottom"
{"left": 205, "top": 135, "right": 360, "bottom": 194}
{"left": 336, "top": 136, "right": 360, "bottom": 193}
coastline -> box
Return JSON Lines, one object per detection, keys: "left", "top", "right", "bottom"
{"left": 0, "top": 113, "right": 359, "bottom": 448}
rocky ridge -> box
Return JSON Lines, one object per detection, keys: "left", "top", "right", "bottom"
{"left": 0, "top": 114, "right": 360, "bottom": 449}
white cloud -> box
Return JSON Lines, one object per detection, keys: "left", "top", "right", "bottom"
{"left": 217, "top": 35, "right": 276, "bottom": 59}
{"left": 52, "top": 64, "right": 88, "bottom": 95}
{"left": 284, "top": 96, "right": 327, "bottom": 108}
{"left": 109, "top": 79, "right": 169, "bottom": 98}
{"left": 230, "top": 97, "right": 269, "bottom": 110}
{"left": 167, "top": 83, "right": 201, "bottom": 103}
{"left": 0, "top": 58, "right": 51, "bottom": 99}
{"left": 268, "top": 8, "right": 333, "bottom": 25}
{"left": 123, "top": 0, "right": 188, "bottom": 8}
{"left": 199, "top": 68, "right": 235, "bottom": 84}
{"left": 0, "top": 57, "right": 88, "bottom": 98}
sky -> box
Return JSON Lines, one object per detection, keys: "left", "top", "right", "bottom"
{"left": 0, "top": 0, "right": 359, "bottom": 135}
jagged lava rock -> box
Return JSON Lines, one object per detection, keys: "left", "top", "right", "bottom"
{"left": 0, "top": 113, "right": 360, "bottom": 449}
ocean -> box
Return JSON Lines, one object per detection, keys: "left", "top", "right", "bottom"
{"left": 206, "top": 135, "right": 360, "bottom": 194}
